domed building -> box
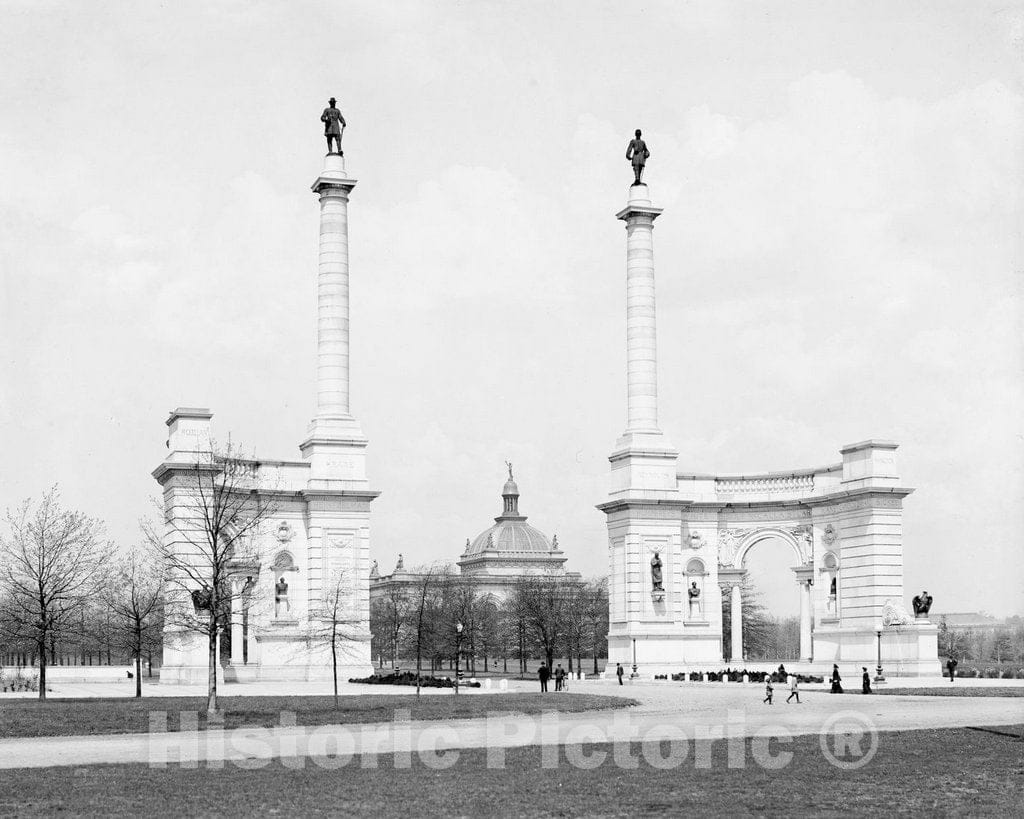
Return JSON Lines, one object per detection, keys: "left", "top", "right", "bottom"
{"left": 370, "top": 465, "right": 578, "bottom": 602}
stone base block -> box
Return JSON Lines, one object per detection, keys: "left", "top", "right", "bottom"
{"left": 160, "top": 664, "right": 225, "bottom": 686}
{"left": 813, "top": 623, "right": 941, "bottom": 676}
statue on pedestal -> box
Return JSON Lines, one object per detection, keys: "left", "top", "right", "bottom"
{"left": 274, "top": 577, "right": 290, "bottom": 617}
{"left": 912, "top": 590, "right": 933, "bottom": 618}
{"left": 321, "top": 97, "right": 346, "bottom": 154}
{"left": 650, "top": 552, "right": 663, "bottom": 592}
{"left": 626, "top": 129, "right": 650, "bottom": 186}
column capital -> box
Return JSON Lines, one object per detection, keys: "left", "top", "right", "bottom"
{"left": 616, "top": 183, "right": 663, "bottom": 222}
{"left": 312, "top": 153, "right": 357, "bottom": 194}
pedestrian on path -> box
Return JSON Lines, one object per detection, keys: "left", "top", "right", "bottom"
{"left": 862, "top": 667, "right": 872, "bottom": 694}
{"left": 538, "top": 663, "right": 549, "bottom": 693}
{"left": 830, "top": 664, "right": 843, "bottom": 694}
{"left": 946, "top": 657, "right": 958, "bottom": 683}
{"left": 616, "top": 663, "right": 624, "bottom": 685}
{"left": 786, "top": 675, "right": 800, "bottom": 704}
{"left": 763, "top": 679, "right": 774, "bottom": 704}
{"left": 554, "top": 664, "right": 565, "bottom": 691}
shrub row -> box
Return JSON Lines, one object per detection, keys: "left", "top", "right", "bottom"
{"left": 955, "top": 667, "right": 1024, "bottom": 679}
{"left": 349, "top": 670, "right": 481, "bottom": 688}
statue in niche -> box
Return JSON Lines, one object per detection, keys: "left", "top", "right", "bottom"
{"left": 912, "top": 591, "right": 933, "bottom": 618}
{"left": 650, "top": 552, "right": 664, "bottom": 591}
{"left": 626, "top": 129, "right": 650, "bottom": 186}
{"left": 688, "top": 581, "right": 701, "bottom": 615}
{"left": 321, "top": 97, "right": 346, "bottom": 154}
{"left": 274, "top": 577, "right": 290, "bottom": 617}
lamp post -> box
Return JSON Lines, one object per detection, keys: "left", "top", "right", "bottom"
{"left": 874, "top": 628, "right": 886, "bottom": 683}
{"left": 455, "top": 621, "right": 464, "bottom": 695}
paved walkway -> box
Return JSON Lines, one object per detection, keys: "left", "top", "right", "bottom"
{"left": 0, "top": 678, "right": 1020, "bottom": 769}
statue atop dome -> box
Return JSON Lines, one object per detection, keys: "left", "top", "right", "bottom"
{"left": 506, "top": 460, "right": 514, "bottom": 481}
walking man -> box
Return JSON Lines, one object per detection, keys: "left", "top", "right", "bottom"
{"left": 538, "top": 663, "right": 549, "bottom": 693}
{"left": 946, "top": 657, "right": 958, "bottom": 683}
{"left": 554, "top": 664, "right": 565, "bottom": 692}
{"left": 763, "top": 678, "right": 774, "bottom": 705}
{"left": 616, "top": 662, "right": 624, "bottom": 685}
{"left": 786, "top": 675, "right": 800, "bottom": 704}
{"left": 862, "top": 667, "right": 872, "bottom": 694}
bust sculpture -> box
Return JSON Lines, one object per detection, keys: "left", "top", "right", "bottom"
{"left": 626, "top": 129, "right": 650, "bottom": 186}
{"left": 321, "top": 97, "right": 346, "bottom": 154}
{"left": 650, "top": 552, "right": 663, "bottom": 591}
{"left": 687, "top": 581, "right": 701, "bottom": 616}
{"left": 912, "top": 590, "right": 933, "bottom": 617}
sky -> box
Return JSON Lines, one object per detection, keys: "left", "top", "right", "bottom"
{"left": 1, "top": 1, "right": 1021, "bottom": 617}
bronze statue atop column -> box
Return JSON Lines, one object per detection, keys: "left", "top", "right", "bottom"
{"left": 321, "top": 97, "right": 347, "bottom": 154}
{"left": 626, "top": 129, "right": 650, "bottom": 186}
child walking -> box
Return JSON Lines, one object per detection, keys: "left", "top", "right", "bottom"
{"left": 786, "top": 675, "right": 800, "bottom": 704}
{"left": 763, "top": 678, "right": 774, "bottom": 704}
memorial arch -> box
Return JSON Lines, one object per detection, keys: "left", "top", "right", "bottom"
{"left": 599, "top": 180, "right": 939, "bottom": 676}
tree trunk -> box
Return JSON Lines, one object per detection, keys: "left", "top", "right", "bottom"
{"left": 207, "top": 610, "right": 218, "bottom": 714}
{"left": 37, "top": 634, "right": 47, "bottom": 700}
{"left": 135, "top": 623, "right": 143, "bottom": 698}
{"left": 331, "top": 634, "right": 339, "bottom": 708}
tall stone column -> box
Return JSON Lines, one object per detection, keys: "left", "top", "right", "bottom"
{"left": 730, "top": 583, "right": 743, "bottom": 662}
{"left": 618, "top": 184, "right": 663, "bottom": 436}
{"left": 799, "top": 580, "right": 813, "bottom": 661}
{"left": 609, "top": 184, "right": 678, "bottom": 498}
{"left": 301, "top": 153, "right": 369, "bottom": 487}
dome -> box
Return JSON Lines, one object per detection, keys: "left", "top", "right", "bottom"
{"left": 464, "top": 465, "right": 560, "bottom": 556}
{"left": 468, "top": 519, "right": 554, "bottom": 555}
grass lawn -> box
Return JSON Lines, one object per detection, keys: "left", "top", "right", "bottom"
{"left": 0, "top": 693, "right": 636, "bottom": 739}
{"left": 0, "top": 725, "right": 1020, "bottom": 817}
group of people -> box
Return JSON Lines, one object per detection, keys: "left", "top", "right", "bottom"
{"left": 763, "top": 664, "right": 874, "bottom": 704}
{"left": 537, "top": 662, "right": 571, "bottom": 692}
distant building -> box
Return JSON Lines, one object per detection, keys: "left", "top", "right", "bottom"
{"left": 370, "top": 467, "right": 580, "bottom": 604}
{"left": 934, "top": 612, "right": 1010, "bottom": 632}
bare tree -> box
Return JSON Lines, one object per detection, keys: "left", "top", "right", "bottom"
{"left": 307, "top": 569, "right": 364, "bottom": 707}
{"left": 371, "top": 581, "right": 412, "bottom": 668}
{"left": 0, "top": 488, "right": 114, "bottom": 699}
{"left": 105, "top": 545, "right": 164, "bottom": 697}
{"left": 583, "top": 577, "right": 610, "bottom": 674}
{"left": 511, "top": 575, "right": 566, "bottom": 670}
{"left": 406, "top": 564, "right": 452, "bottom": 695}
{"left": 154, "top": 443, "right": 276, "bottom": 714}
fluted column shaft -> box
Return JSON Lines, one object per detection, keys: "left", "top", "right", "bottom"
{"left": 316, "top": 183, "right": 352, "bottom": 418}
{"left": 799, "top": 581, "right": 813, "bottom": 661}
{"left": 617, "top": 186, "right": 663, "bottom": 436}
{"left": 230, "top": 580, "right": 244, "bottom": 665}
{"left": 730, "top": 583, "right": 743, "bottom": 662}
